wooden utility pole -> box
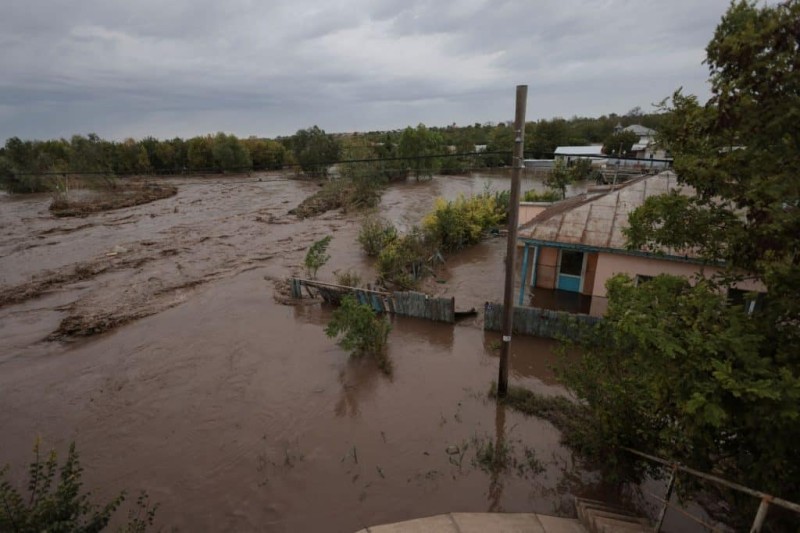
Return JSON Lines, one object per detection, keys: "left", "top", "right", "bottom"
{"left": 497, "top": 85, "right": 527, "bottom": 398}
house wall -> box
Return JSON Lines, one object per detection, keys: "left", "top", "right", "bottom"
{"left": 582, "top": 253, "right": 598, "bottom": 296}
{"left": 587, "top": 252, "right": 766, "bottom": 317}
{"left": 535, "top": 247, "right": 559, "bottom": 290}
{"left": 518, "top": 202, "right": 551, "bottom": 226}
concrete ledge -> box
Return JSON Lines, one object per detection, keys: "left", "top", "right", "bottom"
{"left": 356, "top": 512, "right": 586, "bottom": 533}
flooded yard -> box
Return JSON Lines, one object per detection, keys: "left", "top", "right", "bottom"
{"left": 0, "top": 173, "right": 601, "bottom": 531}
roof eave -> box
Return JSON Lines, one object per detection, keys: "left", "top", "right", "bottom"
{"left": 516, "top": 237, "right": 718, "bottom": 266}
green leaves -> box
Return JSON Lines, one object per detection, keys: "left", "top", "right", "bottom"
{"left": 325, "top": 295, "right": 392, "bottom": 373}
{"left": 542, "top": 159, "right": 574, "bottom": 200}
{"left": 563, "top": 272, "right": 800, "bottom": 516}
{"left": 624, "top": 192, "right": 737, "bottom": 261}
{"left": 422, "top": 193, "right": 506, "bottom": 252}
{"left": 304, "top": 236, "right": 332, "bottom": 279}
{"left": 608, "top": 3, "right": 800, "bottom": 510}
{"left": 358, "top": 217, "right": 398, "bottom": 257}
{"left": 601, "top": 130, "right": 639, "bottom": 156}
{"left": 1, "top": 441, "right": 156, "bottom": 532}
{"left": 398, "top": 124, "right": 444, "bottom": 180}
{"left": 292, "top": 126, "right": 341, "bottom": 177}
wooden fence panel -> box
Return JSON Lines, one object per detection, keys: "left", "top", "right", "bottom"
{"left": 483, "top": 302, "right": 599, "bottom": 339}
{"left": 288, "top": 278, "right": 454, "bottom": 323}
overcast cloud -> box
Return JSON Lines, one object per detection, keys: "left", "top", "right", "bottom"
{"left": 0, "top": 0, "right": 734, "bottom": 141}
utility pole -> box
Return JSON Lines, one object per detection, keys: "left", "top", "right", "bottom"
{"left": 497, "top": 85, "right": 527, "bottom": 398}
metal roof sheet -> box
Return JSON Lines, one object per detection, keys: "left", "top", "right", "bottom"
{"left": 554, "top": 145, "right": 604, "bottom": 156}
{"left": 518, "top": 171, "right": 697, "bottom": 257}
{"left": 623, "top": 124, "right": 657, "bottom": 136}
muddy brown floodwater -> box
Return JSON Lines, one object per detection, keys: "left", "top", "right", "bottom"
{"left": 0, "top": 173, "right": 664, "bottom": 532}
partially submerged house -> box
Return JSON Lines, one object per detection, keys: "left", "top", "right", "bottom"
{"left": 516, "top": 171, "right": 763, "bottom": 316}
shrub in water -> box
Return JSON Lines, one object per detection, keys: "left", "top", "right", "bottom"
{"left": 358, "top": 217, "right": 398, "bottom": 257}
{"left": 422, "top": 193, "right": 504, "bottom": 252}
{"left": 325, "top": 295, "right": 392, "bottom": 373}
{"left": 376, "top": 229, "right": 432, "bottom": 290}
{"left": 522, "top": 189, "right": 561, "bottom": 202}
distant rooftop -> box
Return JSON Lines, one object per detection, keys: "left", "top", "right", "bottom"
{"left": 554, "top": 145, "right": 604, "bottom": 156}
{"left": 623, "top": 124, "right": 657, "bottom": 137}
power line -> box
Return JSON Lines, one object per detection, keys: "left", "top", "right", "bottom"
{"left": 7, "top": 150, "right": 671, "bottom": 178}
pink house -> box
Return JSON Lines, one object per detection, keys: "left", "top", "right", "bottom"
{"left": 516, "top": 172, "right": 763, "bottom": 317}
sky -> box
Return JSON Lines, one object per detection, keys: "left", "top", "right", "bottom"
{"left": 0, "top": 0, "right": 736, "bottom": 142}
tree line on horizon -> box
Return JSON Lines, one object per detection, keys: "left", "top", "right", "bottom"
{"left": 0, "top": 109, "right": 667, "bottom": 192}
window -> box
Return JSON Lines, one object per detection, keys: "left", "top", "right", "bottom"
{"left": 728, "top": 288, "right": 766, "bottom": 314}
{"left": 635, "top": 275, "right": 653, "bottom": 286}
{"left": 559, "top": 250, "right": 584, "bottom": 276}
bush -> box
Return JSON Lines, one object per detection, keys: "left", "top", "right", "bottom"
{"left": 325, "top": 295, "right": 392, "bottom": 373}
{"left": 358, "top": 217, "right": 398, "bottom": 257}
{"left": 522, "top": 189, "right": 561, "bottom": 202}
{"left": 492, "top": 189, "right": 510, "bottom": 222}
{"left": 375, "top": 229, "right": 433, "bottom": 290}
{"left": 334, "top": 269, "right": 362, "bottom": 288}
{"left": 422, "top": 193, "right": 505, "bottom": 252}
{"left": 570, "top": 157, "right": 594, "bottom": 180}
{"left": 0, "top": 172, "right": 53, "bottom": 194}
{"left": 304, "top": 236, "right": 332, "bottom": 279}
{"left": 0, "top": 440, "right": 158, "bottom": 532}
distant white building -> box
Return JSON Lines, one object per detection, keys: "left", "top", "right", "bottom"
{"left": 616, "top": 124, "right": 668, "bottom": 160}
{"left": 554, "top": 145, "right": 605, "bottom": 165}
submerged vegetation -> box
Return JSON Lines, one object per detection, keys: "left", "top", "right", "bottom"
{"left": 357, "top": 190, "right": 508, "bottom": 289}
{"left": 522, "top": 189, "right": 561, "bottom": 202}
{"left": 304, "top": 236, "right": 332, "bottom": 279}
{"left": 375, "top": 228, "right": 435, "bottom": 290}
{"left": 357, "top": 217, "right": 398, "bottom": 257}
{"left": 50, "top": 181, "right": 177, "bottom": 217}
{"left": 422, "top": 191, "right": 508, "bottom": 252}
{"left": 325, "top": 295, "right": 392, "bottom": 374}
{"left": 0, "top": 440, "right": 158, "bottom": 532}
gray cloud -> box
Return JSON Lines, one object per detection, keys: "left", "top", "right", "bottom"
{"left": 0, "top": 0, "right": 737, "bottom": 141}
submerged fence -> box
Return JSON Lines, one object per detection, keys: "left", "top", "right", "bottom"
{"left": 290, "top": 278, "right": 455, "bottom": 323}
{"left": 483, "top": 302, "right": 599, "bottom": 339}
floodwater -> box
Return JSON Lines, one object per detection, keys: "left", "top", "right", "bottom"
{"left": 0, "top": 173, "right": 676, "bottom": 532}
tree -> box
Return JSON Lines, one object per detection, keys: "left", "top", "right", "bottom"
{"left": 398, "top": 124, "right": 443, "bottom": 180}
{"left": 563, "top": 0, "right": 800, "bottom": 523}
{"left": 69, "top": 134, "right": 111, "bottom": 174}
{"left": 186, "top": 136, "right": 214, "bottom": 171}
{"left": 601, "top": 130, "right": 638, "bottom": 155}
{"left": 304, "top": 236, "right": 332, "bottom": 279}
{"left": 243, "top": 137, "right": 286, "bottom": 170}
{"left": 111, "top": 139, "right": 151, "bottom": 175}
{"left": 325, "top": 294, "right": 392, "bottom": 373}
{"left": 543, "top": 159, "right": 573, "bottom": 199}
{"left": 211, "top": 132, "right": 251, "bottom": 172}
{"left": 337, "top": 136, "right": 387, "bottom": 208}
{"left": 292, "top": 126, "right": 340, "bottom": 177}
{"left": 484, "top": 124, "right": 515, "bottom": 166}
